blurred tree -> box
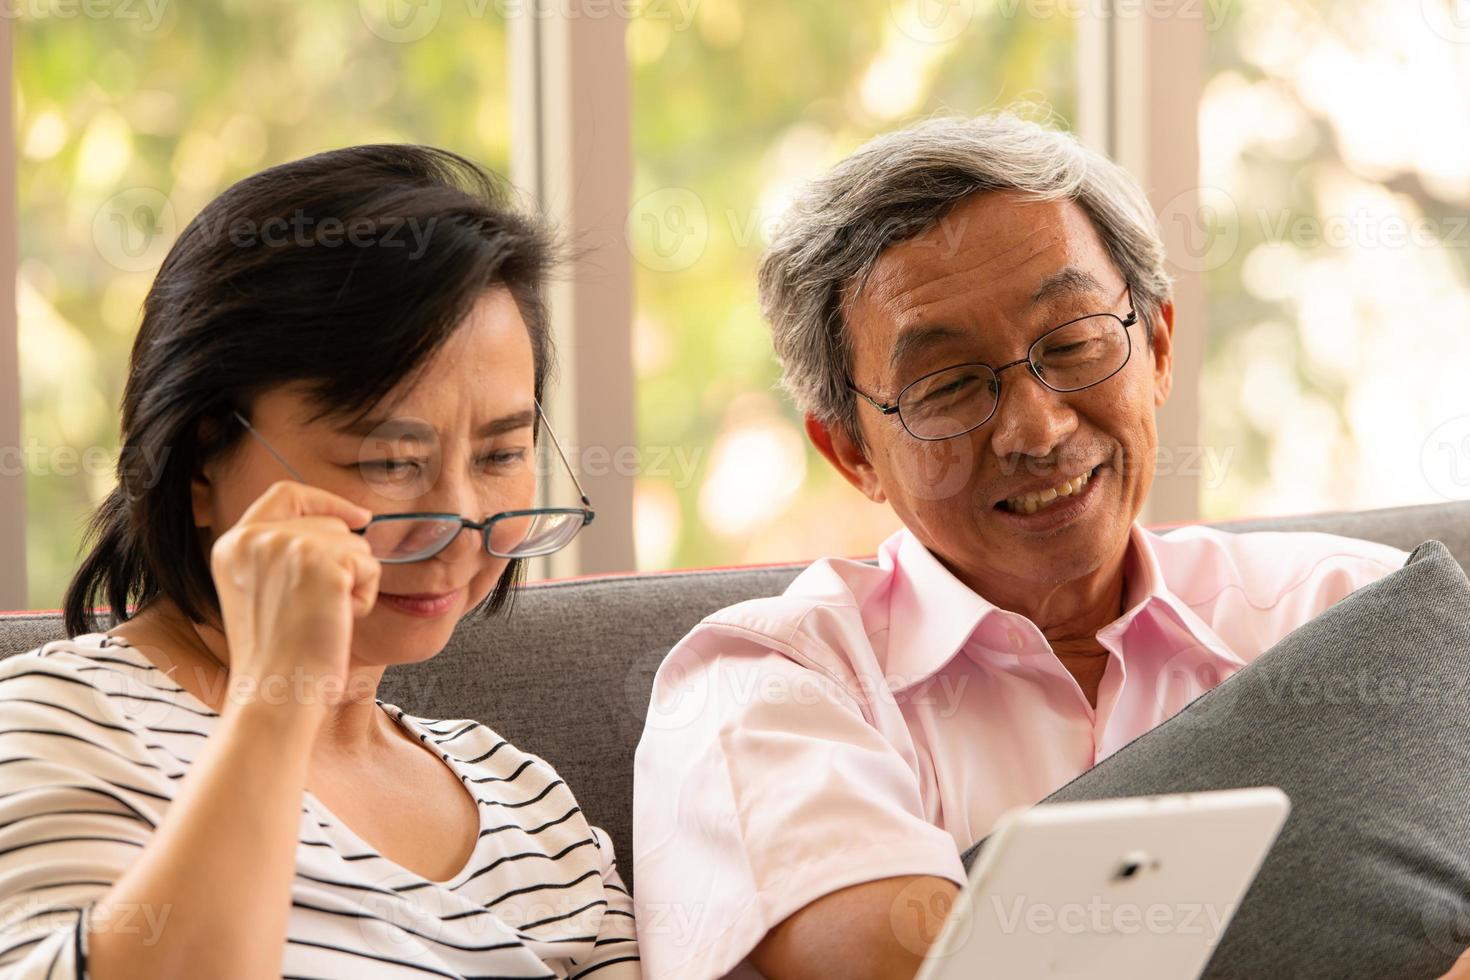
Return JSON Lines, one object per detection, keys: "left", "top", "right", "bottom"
{"left": 629, "top": 0, "right": 1077, "bottom": 570}
{"left": 17, "top": 0, "right": 1090, "bottom": 602}
{"left": 1200, "top": 0, "right": 1470, "bottom": 519}
{"left": 16, "top": 0, "right": 510, "bottom": 608}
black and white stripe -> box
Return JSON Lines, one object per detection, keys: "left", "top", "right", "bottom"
{"left": 0, "top": 634, "right": 639, "bottom": 979}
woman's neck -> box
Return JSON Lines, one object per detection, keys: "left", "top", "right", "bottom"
{"left": 112, "top": 599, "right": 395, "bottom": 758}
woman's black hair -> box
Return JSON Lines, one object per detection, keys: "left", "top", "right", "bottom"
{"left": 63, "top": 144, "right": 558, "bottom": 637}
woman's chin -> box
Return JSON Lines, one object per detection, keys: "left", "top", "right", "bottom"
{"left": 350, "top": 635, "right": 450, "bottom": 670}
{"left": 355, "top": 602, "right": 467, "bottom": 666}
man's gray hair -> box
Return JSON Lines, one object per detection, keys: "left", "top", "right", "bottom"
{"left": 757, "top": 112, "right": 1173, "bottom": 445}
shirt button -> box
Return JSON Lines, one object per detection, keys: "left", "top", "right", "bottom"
{"left": 1007, "top": 629, "right": 1026, "bottom": 652}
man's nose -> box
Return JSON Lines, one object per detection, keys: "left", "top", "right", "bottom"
{"left": 987, "top": 368, "right": 1078, "bottom": 461}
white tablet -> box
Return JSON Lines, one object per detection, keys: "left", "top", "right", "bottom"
{"left": 916, "top": 787, "right": 1291, "bottom": 980}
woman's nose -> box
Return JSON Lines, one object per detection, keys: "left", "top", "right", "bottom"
{"left": 413, "top": 470, "right": 487, "bottom": 560}
{"left": 437, "top": 520, "right": 484, "bottom": 562}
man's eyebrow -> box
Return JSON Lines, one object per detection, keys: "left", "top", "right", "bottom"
{"left": 888, "top": 324, "right": 968, "bottom": 374}
{"left": 885, "top": 268, "right": 1109, "bottom": 375}
{"left": 1030, "top": 267, "right": 1105, "bottom": 305}
{"left": 337, "top": 409, "right": 538, "bottom": 441}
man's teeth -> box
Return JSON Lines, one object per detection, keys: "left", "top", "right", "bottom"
{"left": 1005, "top": 470, "right": 1092, "bottom": 515}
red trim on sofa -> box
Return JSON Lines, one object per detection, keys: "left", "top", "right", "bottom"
{"left": 6, "top": 514, "right": 1301, "bottom": 616}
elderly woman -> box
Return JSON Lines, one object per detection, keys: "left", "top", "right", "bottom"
{"left": 0, "top": 146, "right": 639, "bottom": 979}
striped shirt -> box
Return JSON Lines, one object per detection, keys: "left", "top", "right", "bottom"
{"left": 0, "top": 632, "right": 640, "bottom": 979}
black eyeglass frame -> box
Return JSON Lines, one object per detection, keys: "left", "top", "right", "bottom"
{"left": 848, "top": 283, "right": 1140, "bottom": 442}
{"left": 231, "top": 403, "right": 595, "bottom": 562}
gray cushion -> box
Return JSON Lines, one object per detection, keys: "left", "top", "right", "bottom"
{"left": 5, "top": 499, "right": 1470, "bottom": 892}
{"left": 963, "top": 539, "right": 1470, "bottom": 979}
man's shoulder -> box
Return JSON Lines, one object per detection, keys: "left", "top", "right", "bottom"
{"left": 674, "top": 550, "right": 896, "bottom": 675}
{"left": 702, "top": 552, "right": 885, "bottom": 625}
{"left": 1148, "top": 523, "right": 1410, "bottom": 610}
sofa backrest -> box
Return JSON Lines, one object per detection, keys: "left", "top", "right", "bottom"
{"left": 4, "top": 500, "right": 1468, "bottom": 888}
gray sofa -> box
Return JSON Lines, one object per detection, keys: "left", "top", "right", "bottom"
{"left": 3, "top": 500, "right": 1468, "bottom": 889}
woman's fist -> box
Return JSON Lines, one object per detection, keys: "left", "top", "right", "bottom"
{"left": 209, "top": 481, "right": 381, "bottom": 717}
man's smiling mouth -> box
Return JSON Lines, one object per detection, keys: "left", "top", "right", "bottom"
{"left": 998, "top": 463, "right": 1104, "bottom": 515}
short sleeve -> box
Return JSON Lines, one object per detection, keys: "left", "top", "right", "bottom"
{"left": 632, "top": 628, "right": 965, "bottom": 980}
{"left": 0, "top": 650, "right": 160, "bottom": 978}
{"left": 566, "top": 825, "right": 640, "bottom": 979}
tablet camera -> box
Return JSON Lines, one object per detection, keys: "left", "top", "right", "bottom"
{"left": 1113, "top": 850, "right": 1158, "bottom": 881}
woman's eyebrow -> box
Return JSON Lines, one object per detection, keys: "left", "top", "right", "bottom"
{"left": 475, "top": 409, "right": 537, "bottom": 437}
{"left": 337, "top": 416, "right": 430, "bottom": 440}
{"left": 336, "top": 408, "right": 537, "bottom": 440}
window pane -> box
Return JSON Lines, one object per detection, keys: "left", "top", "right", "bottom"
{"left": 630, "top": 1, "right": 1076, "bottom": 569}
{"left": 1201, "top": 0, "right": 1470, "bottom": 519}
{"left": 17, "top": 1, "right": 508, "bottom": 607}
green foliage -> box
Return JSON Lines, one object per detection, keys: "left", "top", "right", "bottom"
{"left": 17, "top": 0, "right": 510, "bottom": 607}
{"left": 16, "top": 0, "right": 1076, "bottom": 604}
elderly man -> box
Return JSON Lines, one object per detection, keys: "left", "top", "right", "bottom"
{"left": 631, "top": 113, "right": 1409, "bottom": 980}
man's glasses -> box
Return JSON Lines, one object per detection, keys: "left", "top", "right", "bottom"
{"left": 850, "top": 284, "right": 1139, "bottom": 442}
{"left": 231, "top": 404, "right": 594, "bottom": 563}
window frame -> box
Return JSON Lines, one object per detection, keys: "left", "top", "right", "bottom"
{"left": 1078, "top": 0, "right": 1208, "bottom": 527}
{"left": 0, "top": 17, "right": 24, "bottom": 610}
{"left": 0, "top": 3, "right": 1209, "bottom": 607}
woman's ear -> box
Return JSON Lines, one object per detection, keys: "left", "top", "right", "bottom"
{"left": 190, "top": 463, "right": 215, "bottom": 530}
{"left": 190, "top": 415, "right": 228, "bottom": 531}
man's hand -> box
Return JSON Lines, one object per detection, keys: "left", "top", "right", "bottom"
{"left": 750, "top": 875, "right": 960, "bottom": 980}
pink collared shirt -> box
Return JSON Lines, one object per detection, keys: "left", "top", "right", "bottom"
{"left": 631, "top": 523, "right": 1409, "bottom": 980}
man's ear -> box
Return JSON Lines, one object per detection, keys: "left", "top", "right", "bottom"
{"left": 805, "top": 413, "right": 886, "bottom": 504}
{"left": 1149, "top": 298, "right": 1175, "bottom": 409}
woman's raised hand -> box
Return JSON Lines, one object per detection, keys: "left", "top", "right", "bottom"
{"left": 208, "top": 480, "right": 381, "bottom": 719}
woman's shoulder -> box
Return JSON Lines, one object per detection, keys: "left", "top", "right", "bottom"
{"left": 382, "top": 704, "right": 622, "bottom": 928}
{"left": 1, "top": 632, "right": 197, "bottom": 727}
{"left": 381, "top": 704, "right": 583, "bottom": 813}
{"left": 12, "top": 631, "right": 173, "bottom": 680}
{"left": 382, "top": 704, "right": 544, "bottom": 772}
{"left": 6, "top": 631, "right": 138, "bottom": 684}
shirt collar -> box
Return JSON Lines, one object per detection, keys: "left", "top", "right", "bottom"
{"left": 1102, "top": 525, "right": 1248, "bottom": 670}
{"left": 880, "top": 523, "right": 1246, "bottom": 695}
{"left": 880, "top": 529, "right": 1000, "bottom": 693}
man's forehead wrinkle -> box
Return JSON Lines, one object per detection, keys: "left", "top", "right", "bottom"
{"left": 860, "top": 205, "right": 1060, "bottom": 304}
{"left": 881, "top": 236, "right": 1065, "bottom": 327}
{"left": 847, "top": 261, "right": 928, "bottom": 358}
{"left": 845, "top": 205, "right": 1080, "bottom": 371}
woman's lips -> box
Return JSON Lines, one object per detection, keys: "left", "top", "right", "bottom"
{"left": 377, "top": 587, "right": 461, "bottom": 617}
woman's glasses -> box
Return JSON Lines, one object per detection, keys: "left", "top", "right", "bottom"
{"left": 231, "top": 405, "right": 594, "bottom": 563}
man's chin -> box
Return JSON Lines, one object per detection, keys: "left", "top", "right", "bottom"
{"left": 970, "top": 504, "right": 1131, "bottom": 586}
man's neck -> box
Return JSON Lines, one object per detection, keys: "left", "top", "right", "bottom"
{"left": 950, "top": 547, "right": 1132, "bottom": 709}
